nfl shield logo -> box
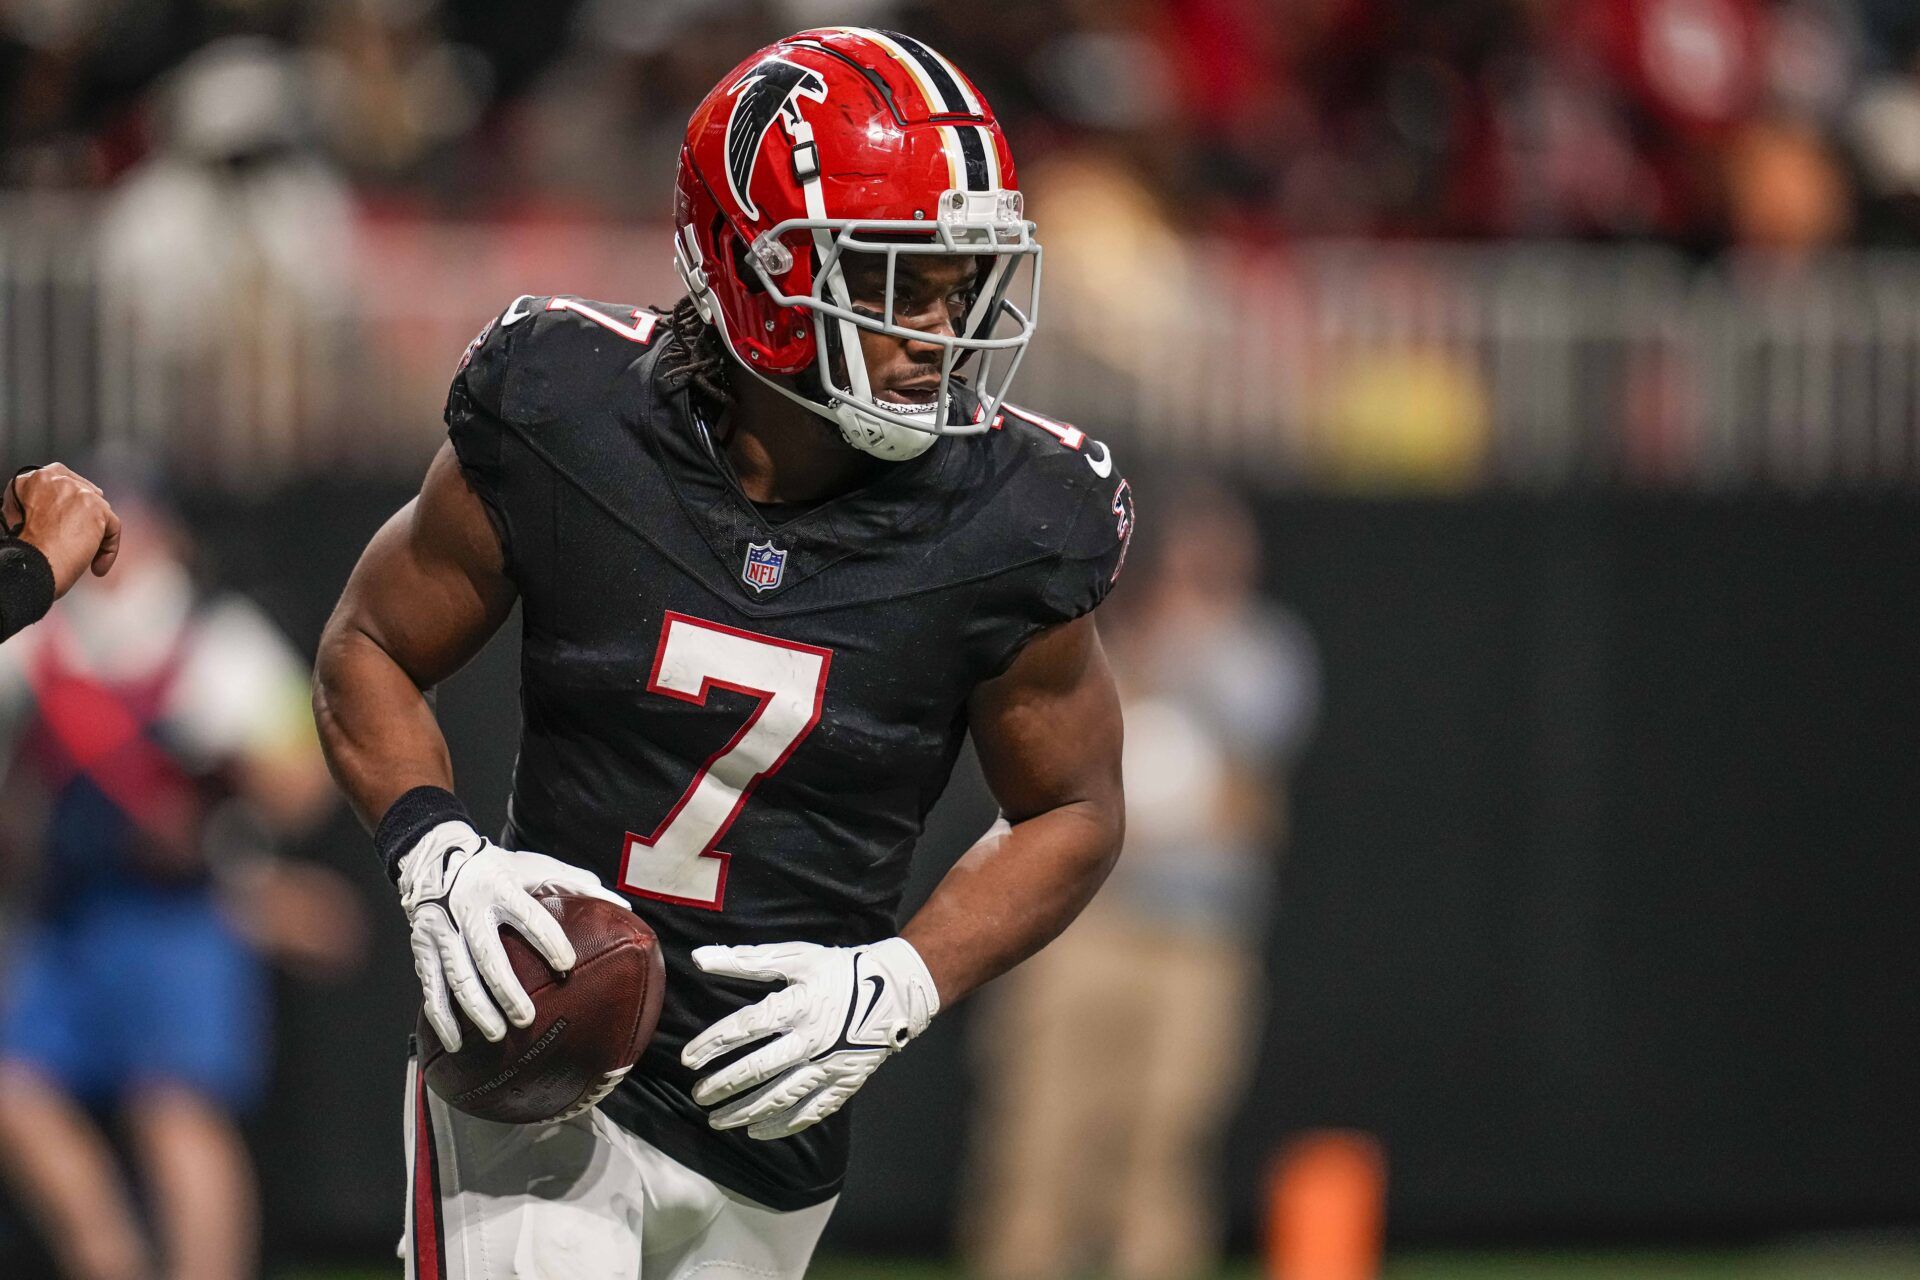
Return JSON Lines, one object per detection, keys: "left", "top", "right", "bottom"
{"left": 742, "top": 541, "right": 787, "bottom": 592}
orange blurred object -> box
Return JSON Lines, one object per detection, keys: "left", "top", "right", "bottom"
{"left": 1265, "top": 1129, "right": 1387, "bottom": 1280}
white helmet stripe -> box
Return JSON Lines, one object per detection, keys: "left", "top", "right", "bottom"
{"left": 976, "top": 126, "right": 1001, "bottom": 189}
{"left": 878, "top": 29, "right": 977, "bottom": 114}
{"left": 911, "top": 37, "right": 982, "bottom": 113}
{"left": 936, "top": 125, "right": 966, "bottom": 191}
{"left": 829, "top": 27, "right": 967, "bottom": 117}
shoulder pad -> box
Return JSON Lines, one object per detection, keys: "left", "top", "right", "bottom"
{"left": 451, "top": 294, "right": 664, "bottom": 426}
{"left": 445, "top": 295, "right": 666, "bottom": 549}
{"left": 983, "top": 402, "right": 1135, "bottom": 613}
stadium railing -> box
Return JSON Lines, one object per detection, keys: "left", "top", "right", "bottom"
{"left": 4, "top": 196, "right": 1920, "bottom": 491}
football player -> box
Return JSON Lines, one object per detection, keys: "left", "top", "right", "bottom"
{"left": 313, "top": 28, "right": 1133, "bottom": 1279}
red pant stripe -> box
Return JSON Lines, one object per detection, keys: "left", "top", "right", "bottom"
{"left": 412, "top": 1070, "right": 447, "bottom": 1280}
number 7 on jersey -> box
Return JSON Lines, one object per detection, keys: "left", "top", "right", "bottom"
{"left": 618, "top": 612, "right": 833, "bottom": 910}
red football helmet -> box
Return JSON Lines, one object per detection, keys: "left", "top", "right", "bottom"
{"left": 674, "top": 28, "right": 1040, "bottom": 460}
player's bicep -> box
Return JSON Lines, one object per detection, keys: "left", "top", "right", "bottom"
{"left": 328, "top": 443, "right": 516, "bottom": 689}
{"left": 967, "top": 613, "right": 1124, "bottom": 828}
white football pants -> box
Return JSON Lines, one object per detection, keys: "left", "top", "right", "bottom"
{"left": 401, "top": 1059, "right": 837, "bottom": 1280}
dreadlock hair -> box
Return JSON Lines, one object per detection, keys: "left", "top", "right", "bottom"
{"left": 656, "top": 295, "right": 735, "bottom": 409}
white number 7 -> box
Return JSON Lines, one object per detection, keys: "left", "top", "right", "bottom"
{"left": 618, "top": 612, "right": 833, "bottom": 911}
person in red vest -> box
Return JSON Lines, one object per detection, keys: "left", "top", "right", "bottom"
{"left": 0, "top": 465, "right": 122, "bottom": 644}
{"left": 0, "top": 480, "right": 355, "bottom": 1280}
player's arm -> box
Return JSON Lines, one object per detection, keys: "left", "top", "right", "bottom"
{"left": 314, "top": 442, "right": 622, "bottom": 1050}
{"left": 902, "top": 611, "right": 1124, "bottom": 1003}
{"left": 0, "top": 464, "right": 121, "bottom": 643}
{"left": 682, "top": 613, "right": 1123, "bottom": 1141}
{"left": 312, "top": 443, "right": 513, "bottom": 827}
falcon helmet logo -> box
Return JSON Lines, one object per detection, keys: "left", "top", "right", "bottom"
{"left": 742, "top": 541, "right": 788, "bottom": 592}
{"left": 724, "top": 58, "right": 829, "bottom": 221}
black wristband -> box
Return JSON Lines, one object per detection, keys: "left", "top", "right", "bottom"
{"left": 375, "top": 785, "right": 473, "bottom": 883}
{"left": 0, "top": 540, "right": 55, "bottom": 644}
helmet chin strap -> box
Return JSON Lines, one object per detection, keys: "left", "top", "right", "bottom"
{"left": 674, "top": 264, "right": 938, "bottom": 462}
{"left": 730, "top": 335, "right": 939, "bottom": 463}
{"left": 831, "top": 397, "right": 941, "bottom": 461}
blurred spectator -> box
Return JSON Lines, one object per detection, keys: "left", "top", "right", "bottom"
{"left": 93, "top": 36, "right": 354, "bottom": 454}
{"left": 303, "top": 0, "right": 490, "bottom": 191}
{"left": 506, "top": 0, "right": 778, "bottom": 219}
{"left": 1724, "top": 112, "right": 1852, "bottom": 252}
{"left": 1847, "top": 46, "right": 1920, "bottom": 242}
{"left": 0, "top": 472, "right": 361, "bottom": 1280}
{"left": 8, "top": 0, "right": 1920, "bottom": 249}
{"left": 963, "top": 482, "right": 1319, "bottom": 1280}
{"left": 1020, "top": 142, "right": 1198, "bottom": 374}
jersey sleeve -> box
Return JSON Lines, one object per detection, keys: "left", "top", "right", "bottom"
{"left": 1039, "top": 469, "right": 1134, "bottom": 624}
{"left": 973, "top": 447, "right": 1136, "bottom": 677}
{"left": 443, "top": 299, "right": 529, "bottom": 551}
{"left": 443, "top": 294, "right": 665, "bottom": 589}
{"left": 444, "top": 295, "right": 597, "bottom": 582}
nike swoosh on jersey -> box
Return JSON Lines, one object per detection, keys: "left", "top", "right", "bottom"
{"left": 500, "top": 295, "right": 536, "bottom": 326}
{"left": 1084, "top": 440, "right": 1113, "bottom": 478}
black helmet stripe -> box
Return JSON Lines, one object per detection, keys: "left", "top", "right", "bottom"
{"left": 880, "top": 30, "right": 971, "bottom": 115}
{"left": 952, "top": 126, "right": 991, "bottom": 191}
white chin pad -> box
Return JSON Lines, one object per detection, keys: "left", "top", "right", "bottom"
{"left": 835, "top": 400, "right": 939, "bottom": 461}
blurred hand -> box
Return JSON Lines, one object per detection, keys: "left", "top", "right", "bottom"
{"left": 221, "top": 857, "right": 372, "bottom": 981}
{"left": 4, "top": 464, "right": 121, "bottom": 598}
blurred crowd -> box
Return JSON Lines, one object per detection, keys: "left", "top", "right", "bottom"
{"left": 7, "top": 0, "right": 1920, "bottom": 253}
{"left": 0, "top": 465, "right": 365, "bottom": 1280}
{"left": 965, "top": 484, "right": 1318, "bottom": 1280}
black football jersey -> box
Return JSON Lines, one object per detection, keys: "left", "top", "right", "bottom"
{"left": 443, "top": 295, "right": 1132, "bottom": 1210}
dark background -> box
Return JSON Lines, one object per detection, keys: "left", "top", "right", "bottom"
{"left": 47, "top": 482, "right": 1900, "bottom": 1264}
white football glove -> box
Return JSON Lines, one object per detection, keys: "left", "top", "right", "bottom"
{"left": 682, "top": 937, "right": 940, "bottom": 1140}
{"left": 397, "top": 820, "right": 628, "bottom": 1052}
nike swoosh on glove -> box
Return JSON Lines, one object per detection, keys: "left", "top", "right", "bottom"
{"left": 397, "top": 820, "right": 630, "bottom": 1053}
{"left": 681, "top": 937, "right": 940, "bottom": 1140}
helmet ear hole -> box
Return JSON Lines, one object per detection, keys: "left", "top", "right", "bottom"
{"left": 730, "top": 229, "right": 768, "bottom": 297}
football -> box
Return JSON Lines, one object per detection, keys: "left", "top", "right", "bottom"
{"left": 417, "top": 890, "right": 665, "bottom": 1124}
